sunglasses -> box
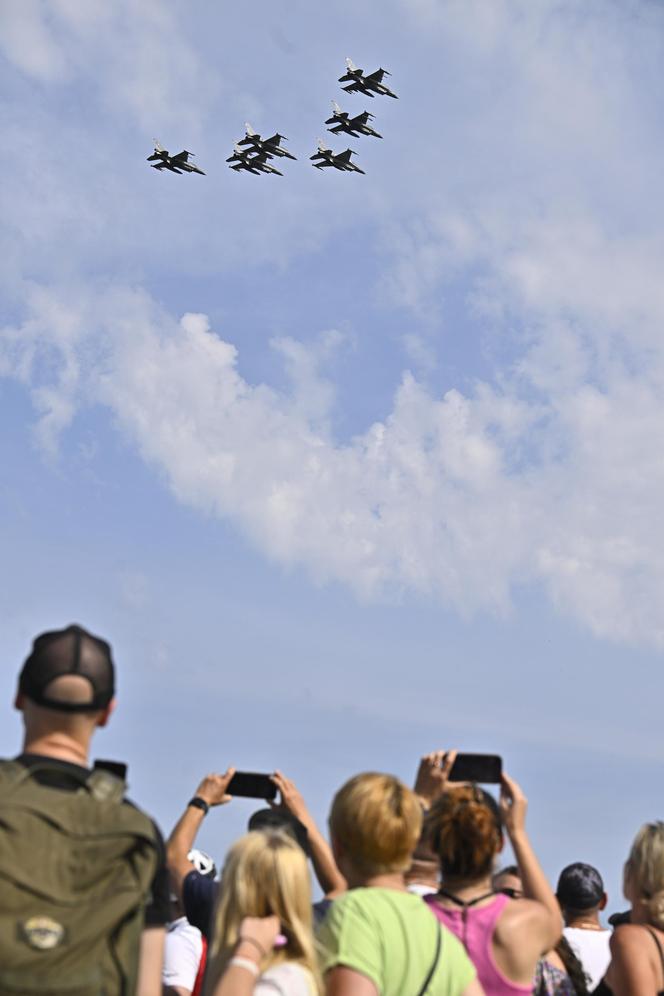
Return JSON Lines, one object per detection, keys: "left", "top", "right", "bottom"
{"left": 499, "top": 887, "right": 523, "bottom": 899}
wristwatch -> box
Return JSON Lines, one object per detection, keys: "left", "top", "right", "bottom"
{"left": 187, "top": 796, "right": 210, "bottom": 815}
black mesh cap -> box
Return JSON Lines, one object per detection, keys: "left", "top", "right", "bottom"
{"left": 19, "top": 624, "right": 115, "bottom": 713}
{"left": 556, "top": 862, "right": 605, "bottom": 910}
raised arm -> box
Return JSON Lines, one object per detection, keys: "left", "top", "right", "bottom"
{"left": 500, "top": 772, "right": 562, "bottom": 950}
{"left": 271, "top": 771, "right": 347, "bottom": 896}
{"left": 166, "top": 770, "right": 235, "bottom": 901}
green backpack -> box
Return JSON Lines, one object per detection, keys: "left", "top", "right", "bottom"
{"left": 0, "top": 759, "right": 160, "bottom": 996}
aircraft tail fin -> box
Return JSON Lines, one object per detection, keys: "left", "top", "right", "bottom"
{"left": 153, "top": 139, "right": 165, "bottom": 153}
{"left": 317, "top": 138, "right": 330, "bottom": 152}
{"left": 346, "top": 57, "right": 359, "bottom": 72}
{"left": 244, "top": 122, "right": 258, "bottom": 136}
{"left": 332, "top": 100, "right": 342, "bottom": 114}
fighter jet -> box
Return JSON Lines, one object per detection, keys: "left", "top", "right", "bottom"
{"left": 338, "top": 59, "right": 398, "bottom": 99}
{"left": 325, "top": 101, "right": 383, "bottom": 139}
{"left": 237, "top": 124, "right": 297, "bottom": 160}
{"left": 147, "top": 141, "right": 206, "bottom": 175}
{"left": 310, "top": 140, "right": 365, "bottom": 174}
{"left": 226, "top": 143, "right": 283, "bottom": 176}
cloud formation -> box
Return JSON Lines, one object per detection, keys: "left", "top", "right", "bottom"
{"left": 3, "top": 276, "right": 664, "bottom": 646}
{"left": 2, "top": 0, "right": 664, "bottom": 646}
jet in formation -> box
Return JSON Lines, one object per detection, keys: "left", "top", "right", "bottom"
{"left": 238, "top": 124, "right": 297, "bottom": 161}
{"left": 310, "top": 140, "right": 365, "bottom": 174}
{"left": 147, "top": 141, "right": 205, "bottom": 174}
{"left": 338, "top": 59, "right": 398, "bottom": 99}
{"left": 226, "top": 143, "right": 283, "bottom": 176}
{"left": 325, "top": 101, "right": 382, "bottom": 139}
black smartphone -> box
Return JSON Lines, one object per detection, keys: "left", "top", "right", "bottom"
{"left": 227, "top": 771, "right": 277, "bottom": 801}
{"left": 448, "top": 753, "right": 502, "bottom": 784}
{"left": 93, "top": 759, "right": 128, "bottom": 780}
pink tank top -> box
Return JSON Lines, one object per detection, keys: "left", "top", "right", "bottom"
{"left": 425, "top": 893, "right": 532, "bottom": 996}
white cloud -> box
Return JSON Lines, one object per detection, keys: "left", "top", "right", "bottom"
{"left": 3, "top": 277, "right": 664, "bottom": 646}
{"left": 0, "top": 0, "right": 218, "bottom": 133}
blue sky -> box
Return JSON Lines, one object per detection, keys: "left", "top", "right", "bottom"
{"left": 2, "top": 0, "right": 664, "bottom": 908}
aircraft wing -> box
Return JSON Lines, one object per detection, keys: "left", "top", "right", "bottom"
{"left": 342, "top": 82, "right": 373, "bottom": 96}
{"left": 263, "top": 134, "right": 282, "bottom": 147}
{"left": 350, "top": 111, "right": 371, "bottom": 126}
{"left": 334, "top": 149, "right": 354, "bottom": 163}
{"left": 366, "top": 68, "right": 389, "bottom": 81}
{"left": 171, "top": 150, "right": 190, "bottom": 162}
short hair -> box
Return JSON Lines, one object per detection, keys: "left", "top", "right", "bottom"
{"left": 248, "top": 808, "right": 310, "bottom": 856}
{"left": 329, "top": 772, "right": 422, "bottom": 876}
{"left": 626, "top": 822, "right": 664, "bottom": 930}
{"left": 426, "top": 785, "right": 502, "bottom": 880}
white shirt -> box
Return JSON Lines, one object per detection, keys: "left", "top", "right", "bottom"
{"left": 256, "top": 962, "right": 315, "bottom": 996}
{"left": 563, "top": 926, "right": 612, "bottom": 991}
{"left": 163, "top": 916, "right": 204, "bottom": 992}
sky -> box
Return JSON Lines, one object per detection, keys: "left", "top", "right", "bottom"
{"left": 1, "top": 0, "right": 664, "bottom": 908}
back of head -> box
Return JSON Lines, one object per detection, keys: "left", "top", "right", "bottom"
{"left": 426, "top": 785, "right": 502, "bottom": 881}
{"left": 329, "top": 772, "right": 422, "bottom": 876}
{"left": 248, "top": 808, "right": 310, "bottom": 856}
{"left": 211, "top": 831, "right": 313, "bottom": 956}
{"left": 556, "top": 862, "right": 604, "bottom": 916}
{"left": 626, "top": 822, "right": 664, "bottom": 929}
{"left": 19, "top": 624, "right": 115, "bottom": 715}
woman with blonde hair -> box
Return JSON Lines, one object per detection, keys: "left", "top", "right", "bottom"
{"left": 598, "top": 822, "right": 664, "bottom": 996}
{"left": 204, "top": 830, "right": 321, "bottom": 996}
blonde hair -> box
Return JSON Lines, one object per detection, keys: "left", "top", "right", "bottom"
{"left": 626, "top": 822, "right": 664, "bottom": 930}
{"left": 205, "top": 831, "right": 321, "bottom": 994}
{"left": 329, "top": 772, "right": 422, "bottom": 876}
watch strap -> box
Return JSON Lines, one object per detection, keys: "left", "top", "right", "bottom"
{"left": 188, "top": 795, "right": 210, "bottom": 815}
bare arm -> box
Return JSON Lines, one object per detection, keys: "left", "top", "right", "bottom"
{"left": 163, "top": 987, "right": 191, "bottom": 996}
{"left": 500, "top": 772, "right": 562, "bottom": 952}
{"left": 166, "top": 770, "right": 235, "bottom": 902}
{"left": 271, "top": 772, "right": 346, "bottom": 896}
{"left": 325, "top": 966, "right": 379, "bottom": 996}
{"left": 137, "top": 927, "right": 165, "bottom": 996}
{"left": 606, "top": 926, "right": 658, "bottom": 996}
{"left": 210, "top": 916, "right": 279, "bottom": 996}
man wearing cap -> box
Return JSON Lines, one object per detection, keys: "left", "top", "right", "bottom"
{"left": 3, "top": 623, "right": 170, "bottom": 995}
{"left": 557, "top": 862, "right": 612, "bottom": 990}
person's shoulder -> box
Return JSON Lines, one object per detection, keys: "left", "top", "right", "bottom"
{"left": 496, "top": 895, "right": 552, "bottom": 940}
{"left": 610, "top": 922, "right": 656, "bottom": 955}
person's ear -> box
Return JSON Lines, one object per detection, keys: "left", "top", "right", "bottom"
{"left": 599, "top": 892, "right": 608, "bottom": 911}
{"left": 96, "top": 697, "right": 117, "bottom": 728}
{"left": 14, "top": 689, "right": 25, "bottom": 711}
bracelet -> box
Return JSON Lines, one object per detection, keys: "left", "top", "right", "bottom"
{"left": 229, "top": 957, "right": 260, "bottom": 978}
{"left": 237, "top": 935, "right": 267, "bottom": 958}
{"left": 187, "top": 796, "right": 210, "bottom": 815}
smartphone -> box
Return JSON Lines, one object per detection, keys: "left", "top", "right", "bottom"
{"left": 448, "top": 753, "right": 502, "bottom": 784}
{"left": 227, "top": 771, "right": 277, "bottom": 801}
{"left": 93, "top": 759, "right": 128, "bottom": 780}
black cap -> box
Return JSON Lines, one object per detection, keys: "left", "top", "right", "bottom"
{"left": 556, "top": 862, "right": 605, "bottom": 910}
{"left": 19, "top": 624, "right": 115, "bottom": 713}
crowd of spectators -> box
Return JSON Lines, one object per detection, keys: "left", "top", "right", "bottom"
{"left": 1, "top": 624, "right": 663, "bottom": 996}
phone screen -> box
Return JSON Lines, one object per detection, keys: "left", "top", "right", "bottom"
{"left": 227, "top": 771, "right": 277, "bottom": 801}
{"left": 448, "top": 753, "right": 502, "bottom": 784}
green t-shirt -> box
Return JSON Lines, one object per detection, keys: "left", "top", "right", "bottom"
{"left": 317, "top": 888, "right": 476, "bottom": 996}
